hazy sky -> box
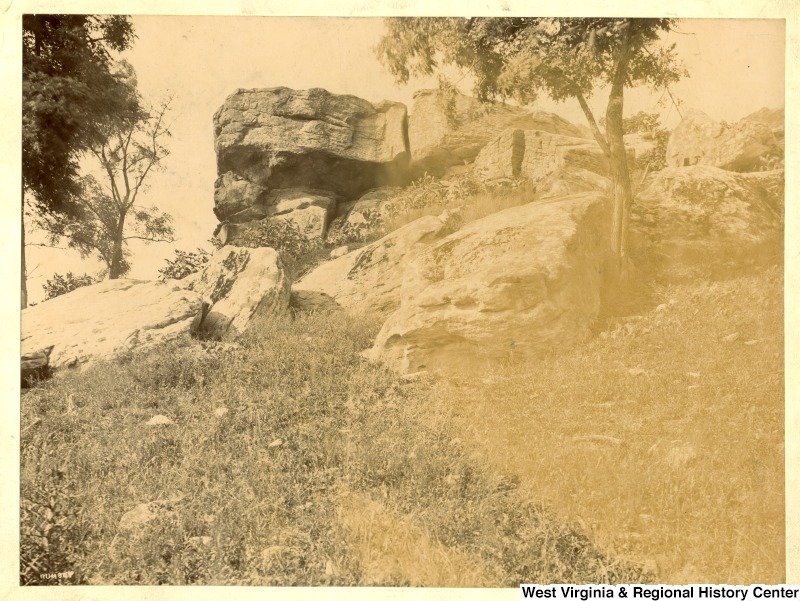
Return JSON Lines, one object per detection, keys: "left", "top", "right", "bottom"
{"left": 25, "top": 17, "right": 785, "bottom": 302}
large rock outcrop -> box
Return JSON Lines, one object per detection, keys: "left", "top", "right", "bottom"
{"left": 474, "top": 128, "right": 613, "bottom": 195}
{"left": 408, "top": 88, "right": 589, "bottom": 178}
{"left": 630, "top": 165, "right": 784, "bottom": 281}
{"left": 292, "top": 209, "right": 463, "bottom": 316}
{"left": 21, "top": 280, "right": 204, "bottom": 370}
{"left": 192, "top": 246, "right": 290, "bottom": 339}
{"left": 213, "top": 87, "right": 411, "bottom": 225}
{"left": 365, "top": 192, "right": 612, "bottom": 374}
{"left": 666, "top": 108, "right": 783, "bottom": 172}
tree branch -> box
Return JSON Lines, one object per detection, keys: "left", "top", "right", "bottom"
{"left": 576, "top": 92, "right": 610, "bottom": 156}
{"left": 122, "top": 234, "right": 174, "bottom": 243}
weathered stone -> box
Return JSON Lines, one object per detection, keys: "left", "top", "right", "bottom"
{"left": 118, "top": 502, "right": 161, "bottom": 533}
{"left": 21, "top": 346, "right": 53, "bottom": 387}
{"left": 293, "top": 209, "right": 463, "bottom": 317}
{"left": 666, "top": 108, "right": 782, "bottom": 172}
{"left": 329, "top": 245, "right": 350, "bottom": 259}
{"left": 214, "top": 171, "right": 268, "bottom": 222}
{"left": 366, "top": 192, "right": 612, "bottom": 374}
{"left": 408, "top": 88, "right": 588, "bottom": 177}
{"left": 265, "top": 188, "right": 337, "bottom": 239}
{"left": 21, "top": 279, "right": 203, "bottom": 371}
{"left": 147, "top": 415, "right": 175, "bottom": 426}
{"left": 213, "top": 87, "right": 410, "bottom": 221}
{"left": 329, "top": 187, "right": 402, "bottom": 244}
{"left": 474, "top": 128, "right": 613, "bottom": 195}
{"left": 192, "top": 246, "right": 290, "bottom": 339}
{"left": 629, "top": 165, "right": 783, "bottom": 281}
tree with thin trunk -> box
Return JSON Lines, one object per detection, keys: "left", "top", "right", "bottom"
{"left": 38, "top": 97, "right": 175, "bottom": 278}
{"left": 376, "top": 18, "right": 686, "bottom": 271}
{"left": 22, "top": 15, "right": 140, "bottom": 306}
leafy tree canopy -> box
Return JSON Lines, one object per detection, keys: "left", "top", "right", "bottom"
{"left": 377, "top": 18, "right": 687, "bottom": 262}
{"left": 22, "top": 15, "right": 141, "bottom": 216}
{"left": 377, "top": 18, "right": 685, "bottom": 150}
{"left": 378, "top": 18, "right": 683, "bottom": 100}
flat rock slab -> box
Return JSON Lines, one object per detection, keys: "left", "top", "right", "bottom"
{"left": 21, "top": 279, "right": 204, "bottom": 370}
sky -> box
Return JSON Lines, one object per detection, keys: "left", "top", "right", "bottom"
{"left": 24, "top": 17, "right": 785, "bottom": 303}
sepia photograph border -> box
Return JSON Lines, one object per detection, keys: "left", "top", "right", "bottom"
{"left": 1, "top": 0, "right": 797, "bottom": 598}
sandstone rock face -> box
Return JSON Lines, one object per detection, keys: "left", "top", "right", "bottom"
{"left": 267, "top": 188, "right": 336, "bottom": 239}
{"left": 21, "top": 279, "right": 203, "bottom": 370}
{"left": 630, "top": 165, "right": 783, "bottom": 280}
{"left": 474, "top": 128, "right": 611, "bottom": 195}
{"left": 328, "top": 186, "right": 401, "bottom": 244}
{"left": 21, "top": 346, "right": 53, "bottom": 387}
{"left": 213, "top": 87, "right": 411, "bottom": 224}
{"left": 292, "top": 209, "right": 463, "bottom": 316}
{"left": 408, "top": 88, "right": 588, "bottom": 178}
{"left": 192, "top": 246, "right": 290, "bottom": 339}
{"left": 666, "top": 108, "right": 782, "bottom": 172}
{"left": 366, "top": 192, "right": 611, "bottom": 373}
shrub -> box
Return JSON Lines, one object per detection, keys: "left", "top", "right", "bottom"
{"left": 158, "top": 248, "right": 211, "bottom": 281}
{"left": 20, "top": 469, "right": 89, "bottom": 585}
{"left": 42, "top": 272, "right": 96, "bottom": 300}
{"left": 232, "top": 219, "right": 326, "bottom": 278}
{"left": 635, "top": 128, "right": 670, "bottom": 173}
{"left": 622, "top": 111, "right": 661, "bottom": 135}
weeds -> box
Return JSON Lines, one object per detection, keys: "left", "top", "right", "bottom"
{"left": 20, "top": 308, "right": 645, "bottom": 585}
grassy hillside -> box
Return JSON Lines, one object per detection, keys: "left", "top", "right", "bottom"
{"left": 21, "top": 308, "right": 647, "bottom": 586}
{"left": 19, "top": 231, "right": 784, "bottom": 585}
{"left": 429, "top": 266, "right": 784, "bottom": 583}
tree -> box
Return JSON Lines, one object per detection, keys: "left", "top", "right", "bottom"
{"left": 22, "top": 15, "right": 140, "bottom": 305}
{"left": 38, "top": 97, "right": 175, "bottom": 278}
{"left": 376, "top": 18, "right": 686, "bottom": 269}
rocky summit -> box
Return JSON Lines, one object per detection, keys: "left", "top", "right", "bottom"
{"left": 22, "top": 84, "right": 785, "bottom": 378}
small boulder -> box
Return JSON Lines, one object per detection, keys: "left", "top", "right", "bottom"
{"left": 269, "top": 189, "right": 336, "bottom": 239}
{"left": 147, "top": 415, "right": 175, "bottom": 426}
{"left": 118, "top": 502, "right": 160, "bottom": 532}
{"left": 21, "top": 345, "right": 53, "bottom": 387}
{"left": 193, "top": 246, "right": 290, "bottom": 339}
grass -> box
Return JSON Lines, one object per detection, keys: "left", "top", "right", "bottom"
{"left": 426, "top": 265, "right": 784, "bottom": 583}
{"left": 381, "top": 175, "right": 542, "bottom": 234}
{"left": 20, "top": 307, "right": 646, "bottom": 586}
{"left": 327, "top": 173, "right": 543, "bottom": 250}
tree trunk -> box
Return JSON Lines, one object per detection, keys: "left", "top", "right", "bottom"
{"left": 21, "top": 207, "right": 28, "bottom": 309}
{"left": 108, "top": 217, "right": 126, "bottom": 279}
{"left": 605, "top": 28, "right": 634, "bottom": 269}
{"left": 605, "top": 97, "right": 633, "bottom": 262}
{"left": 21, "top": 176, "right": 28, "bottom": 309}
